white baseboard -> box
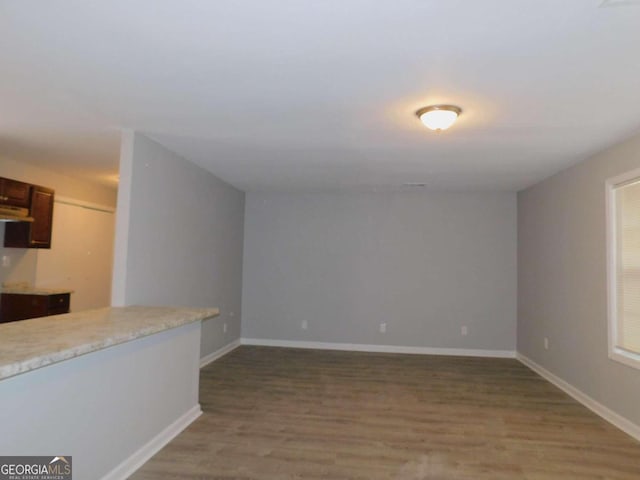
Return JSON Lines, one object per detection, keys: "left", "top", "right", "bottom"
{"left": 517, "top": 353, "right": 640, "bottom": 443}
{"left": 199, "top": 338, "right": 241, "bottom": 368}
{"left": 241, "top": 338, "right": 516, "bottom": 358}
{"left": 101, "top": 405, "right": 202, "bottom": 480}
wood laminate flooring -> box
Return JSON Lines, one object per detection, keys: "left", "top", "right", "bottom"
{"left": 132, "top": 346, "right": 640, "bottom": 479}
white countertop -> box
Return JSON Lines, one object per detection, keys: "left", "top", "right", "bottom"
{"left": 0, "top": 305, "right": 219, "bottom": 380}
{"left": 1, "top": 286, "right": 74, "bottom": 295}
{"left": 1, "top": 282, "right": 73, "bottom": 295}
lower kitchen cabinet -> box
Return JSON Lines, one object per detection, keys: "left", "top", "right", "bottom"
{"left": 0, "top": 293, "right": 71, "bottom": 323}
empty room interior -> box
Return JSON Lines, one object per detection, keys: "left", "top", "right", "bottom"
{"left": 1, "top": 1, "right": 640, "bottom": 479}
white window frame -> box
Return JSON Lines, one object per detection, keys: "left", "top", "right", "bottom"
{"left": 606, "top": 167, "right": 640, "bottom": 370}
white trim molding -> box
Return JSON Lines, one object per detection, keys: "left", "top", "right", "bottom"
{"left": 241, "top": 338, "right": 516, "bottom": 358}
{"left": 101, "top": 405, "right": 202, "bottom": 480}
{"left": 56, "top": 195, "right": 116, "bottom": 214}
{"left": 517, "top": 353, "right": 640, "bottom": 443}
{"left": 200, "top": 339, "right": 241, "bottom": 368}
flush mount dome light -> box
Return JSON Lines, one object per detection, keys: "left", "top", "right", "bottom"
{"left": 416, "top": 105, "right": 462, "bottom": 131}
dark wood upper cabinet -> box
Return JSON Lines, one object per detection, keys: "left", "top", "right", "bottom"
{"left": 0, "top": 178, "right": 31, "bottom": 207}
{"left": 28, "top": 187, "right": 54, "bottom": 247}
{"left": 4, "top": 185, "right": 55, "bottom": 249}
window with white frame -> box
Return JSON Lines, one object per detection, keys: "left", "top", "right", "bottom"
{"left": 607, "top": 169, "right": 640, "bottom": 369}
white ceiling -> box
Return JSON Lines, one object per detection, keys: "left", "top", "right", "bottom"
{"left": 1, "top": 0, "right": 640, "bottom": 192}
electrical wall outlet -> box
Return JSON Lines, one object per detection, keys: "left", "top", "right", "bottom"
{"left": 223, "top": 323, "right": 228, "bottom": 334}
{"left": 379, "top": 323, "right": 387, "bottom": 333}
{"left": 2, "top": 255, "right": 10, "bottom": 268}
{"left": 301, "top": 320, "right": 308, "bottom": 330}
{"left": 461, "top": 326, "right": 468, "bottom": 336}
{"left": 544, "top": 337, "right": 550, "bottom": 350}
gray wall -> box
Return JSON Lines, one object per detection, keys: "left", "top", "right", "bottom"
{"left": 242, "top": 191, "right": 517, "bottom": 351}
{"left": 518, "top": 131, "right": 640, "bottom": 427}
{"left": 112, "top": 132, "right": 245, "bottom": 358}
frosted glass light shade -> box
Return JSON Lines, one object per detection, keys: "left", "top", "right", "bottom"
{"left": 416, "top": 105, "right": 461, "bottom": 131}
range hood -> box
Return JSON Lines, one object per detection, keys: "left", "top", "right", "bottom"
{"left": 0, "top": 205, "right": 34, "bottom": 223}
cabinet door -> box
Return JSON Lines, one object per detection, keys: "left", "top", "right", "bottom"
{"left": 0, "top": 178, "right": 31, "bottom": 207}
{"left": 29, "top": 187, "right": 54, "bottom": 248}
{"left": 47, "top": 293, "right": 70, "bottom": 315}
{"left": 0, "top": 294, "right": 48, "bottom": 323}
{"left": 3, "top": 185, "right": 54, "bottom": 249}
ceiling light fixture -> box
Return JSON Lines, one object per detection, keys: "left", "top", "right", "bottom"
{"left": 416, "top": 105, "right": 462, "bottom": 131}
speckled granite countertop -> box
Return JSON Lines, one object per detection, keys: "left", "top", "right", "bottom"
{"left": 0, "top": 305, "right": 219, "bottom": 380}
{"left": 1, "top": 282, "right": 74, "bottom": 295}
{"left": 1, "top": 286, "right": 74, "bottom": 295}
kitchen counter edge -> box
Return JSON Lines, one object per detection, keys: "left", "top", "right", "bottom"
{"left": 0, "top": 305, "right": 219, "bottom": 380}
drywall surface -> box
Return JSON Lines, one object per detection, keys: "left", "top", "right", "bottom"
{"left": 242, "top": 191, "right": 517, "bottom": 351}
{"left": 0, "top": 156, "right": 117, "bottom": 310}
{"left": 0, "top": 156, "right": 117, "bottom": 207}
{"left": 112, "top": 132, "right": 245, "bottom": 358}
{"left": 518, "top": 131, "right": 640, "bottom": 427}
{"left": 35, "top": 202, "right": 115, "bottom": 311}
